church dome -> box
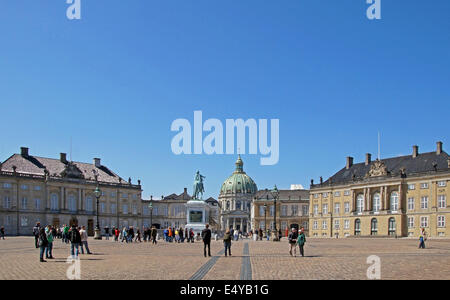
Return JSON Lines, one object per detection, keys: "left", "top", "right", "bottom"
{"left": 220, "top": 155, "right": 258, "bottom": 195}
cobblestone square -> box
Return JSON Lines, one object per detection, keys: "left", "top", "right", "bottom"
{"left": 1, "top": 237, "right": 450, "bottom": 280}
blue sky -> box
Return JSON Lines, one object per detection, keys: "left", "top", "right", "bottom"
{"left": 0, "top": 0, "right": 449, "bottom": 199}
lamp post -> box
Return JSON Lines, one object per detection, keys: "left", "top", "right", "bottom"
{"left": 271, "top": 185, "right": 279, "bottom": 241}
{"left": 263, "top": 203, "right": 267, "bottom": 238}
{"left": 93, "top": 186, "right": 102, "bottom": 240}
{"left": 148, "top": 202, "right": 153, "bottom": 228}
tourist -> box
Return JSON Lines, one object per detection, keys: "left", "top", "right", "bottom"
{"left": 185, "top": 228, "right": 189, "bottom": 242}
{"left": 69, "top": 225, "right": 81, "bottom": 258}
{"left": 128, "top": 226, "right": 134, "bottom": 243}
{"left": 114, "top": 227, "right": 120, "bottom": 242}
{"left": 38, "top": 227, "right": 48, "bottom": 262}
{"left": 202, "top": 224, "right": 212, "bottom": 257}
{"left": 223, "top": 229, "right": 232, "bottom": 257}
{"left": 135, "top": 228, "right": 142, "bottom": 242}
{"left": 63, "top": 224, "right": 70, "bottom": 244}
{"left": 297, "top": 228, "right": 306, "bottom": 257}
{"left": 121, "top": 227, "right": 127, "bottom": 243}
{"left": 0, "top": 226, "right": 5, "bottom": 240}
{"left": 80, "top": 226, "right": 92, "bottom": 255}
{"left": 258, "top": 229, "right": 263, "bottom": 241}
{"left": 33, "top": 222, "right": 41, "bottom": 248}
{"left": 45, "top": 225, "right": 54, "bottom": 259}
{"left": 234, "top": 229, "right": 239, "bottom": 241}
{"left": 179, "top": 227, "right": 184, "bottom": 242}
{"left": 104, "top": 226, "right": 110, "bottom": 240}
{"left": 151, "top": 226, "right": 157, "bottom": 244}
{"left": 266, "top": 229, "right": 270, "bottom": 241}
{"left": 189, "top": 229, "right": 195, "bottom": 243}
{"left": 288, "top": 228, "right": 298, "bottom": 257}
{"left": 419, "top": 228, "right": 427, "bottom": 249}
{"left": 175, "top": 228, "right": 180, "bottom": 243}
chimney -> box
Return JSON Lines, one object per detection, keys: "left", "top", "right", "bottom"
{"left": 346, "top": 157, "right": 354, "bottom": 170}
{"left": 365, "top": 153, "right": 372, "bottom": 166}
{"left": 21, "top": 147, "right": 29, "bottom": 157}
{"left": 60, "top": 153, "right": 68, "bottom": 164}
{"left": 93, "top": 158, "right": 101, "bottom": 168}
{"left": 184, "top": 187, "right": 187, "bottom": 194}
{"left": 320, "top": 176, "right": 323, "bottom": 184}
{"left": 437, "top": 141, "right": 443, "bottom": 155}
{"left": 412, "top": 145, "right": 419, "bottom": 158}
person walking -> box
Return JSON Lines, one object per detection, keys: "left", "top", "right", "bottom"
{"left": 202, "top": 224, "right": 212, "bottom": 257}
{"left": 104, "top": 226, "right": 110, "bottom": 240}
{"left": 297, "top": 228, "right": 306, "bottom": 257}
{"left": 288, "top": 228, "right": 299, "bottom": 257}
{"left": 128, "top": 226, "right": 134, "bottom": 243}
{"left": 135, "top": 228, "right": 142, "bottom": 242}
{"left": 63, "top": 224, "right": 70, "bottom": 244}
{"left": 33, "top": 222, "right": 41, "bottom": 248}
{"left": 258, "top": 229, "right": 263, "bottom": 241}
{"left": 69, "top": 225, "right": 81, "bottom": 258}
{"left": 38, "top": 227, "right": 48, "bottom": 262}
{"left": 0, "top": 226, "right": 5, "bottom": 240}
{"left": 114, "top": 227, "right": 120, "bottom": 242}
{"left": 151, "top": 226, "right": 157, "bottom": 244}
{"left": 419, "top": 228, "right": 427, "bottom": 249}
{"left": 121, "top": 227, "right": 127, "bottom": 243}
{"left": 189, "top": 229, "right": 195, "bottom": 243}
{"left": 80, "top": 226, "right": 92, "bottom": 255}
{"left": 45, "top": 225, "right": 54, "bottom": 259}
{"left": 223, "top": 229, "right": 232, "bottom": 257}
{"left": 179, "top": 227, "right": 184, "bottom": 243}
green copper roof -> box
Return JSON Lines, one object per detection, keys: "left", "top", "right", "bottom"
{"left": 220, "top": 155, "right": 257, "bottom": 195}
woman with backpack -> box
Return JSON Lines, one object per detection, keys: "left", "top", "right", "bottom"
{"left": 38, "top": 227, "right": 49, "bottom": 262}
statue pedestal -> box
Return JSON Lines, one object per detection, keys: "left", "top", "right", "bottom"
{"left": 185, "top": 199, "right": 210, "bottom": 236}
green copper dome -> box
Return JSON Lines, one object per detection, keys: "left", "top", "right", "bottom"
{"left": 220, "top": 155, "right": 258, "bottom": 195}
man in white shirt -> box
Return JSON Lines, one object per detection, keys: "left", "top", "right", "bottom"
{"left": 79, "top": 226, "right": 92, "bottom": 254}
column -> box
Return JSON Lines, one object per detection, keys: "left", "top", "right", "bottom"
{"left": 398, "top": 184, "right": 402, "bottom": 211}
{"left": 380, "top": 186, "right": 384, "bottom": 211}
{"left": 240, "top": 218, "right": 243, "bottom": 231}
{"left": 364, "top": 188, "right": 368, "bottom": 211}
{"left": 60, "top": 187, "right": 65, "bottom": 210}
{"left": 233, "top": 218, "right": 236, "bottom": 230}
{"left": 226, "top": 218, "right": 230, "bottom": 230}
{"left": 352, "top": 190, "right": 356, "bottom": 213}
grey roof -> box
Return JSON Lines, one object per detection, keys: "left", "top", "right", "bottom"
{"left": 314, "top": 151, "right": 450, "bottom": 188}
{"left": 155, "top": 190, "right": 192, "bottom": 201}
{"left": 255, "top": 189, "right": 309, "bottom": 201}
{"left": 1, "top": 153, "right": 129, "bottom": 185}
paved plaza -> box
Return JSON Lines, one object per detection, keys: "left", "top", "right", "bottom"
{"left": 0, "top": 237, "right": 450, "bottom": 280}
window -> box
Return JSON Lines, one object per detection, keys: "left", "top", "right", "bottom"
{"left": 408, "top": 197, "right": 415, "bottom": 210}
{"left": 143, "top": 206, "right": 149, "bottom": 215}
{"left": 373, "top": 193, "right": 381, "bottom": 212}
{"left": 334, "top": 220, "right": 340, "bottom": 229}
{"left": 322, "top": 204, "right": 328, "bottom": 215}
{"left": 438, "top": 181, "right": 447, "bottom": 187}
{"left": 236, "top": 201, "right": 241, "bottom": 210}
{"left": 132, "top": 204, "right": 138, "bottom": 215}
{"left": 344, "top": 219, "right": 350, "bottom": 229}
{"left": 421, "top": 197, "right": 429, "bottom": 209}
{"left": 334, "top": 203, "right": 340, "bottom": 214}
{"left": 50, "top": 194, "right": 58, "bottom": 210}
{"left": 34, "top": 198, "right": 41, "bottom": 210}
{"left": 3, "top": 196, "right": 11, "bottom": 209}
{"left": 302, "top": 221, "right": 309, "bottom": 230}
{"left": 110, "top": 192, "right": 116, "bottom": 198}
{"left": 437, "top": 216, "right": 446, "bottom": 228}
{"left": 313, "top": 194, "right": 319, "bottom": 199}
{"left": 122, "top": 204, "right": 128, "bottom": 214}
{"left": 291, "top": 205, "right": 298, "bottom": 216}
{"left": 355, "top": 219, "right": 361, "bottom": 235}
{"left": 269, "top": 205, "right": 274, "bottom": 217}
{"left": 85, "top": 196, "right": 93, "bottom": 212}
{"left": 420, "top": 183, "right": 429, "bottom": 189}
{"left": 371, "top": 218, "right": 378, "bottom": 235}
{"left": 344, "top": 202, "right": 350, "bottom": 213}
{"left": 21, "top": 184, "right": 28, "bottom": 190}
{"left": 356, "top": 194, "right": 364, "bottom": 213}
{"left": 344, "top": 190, "right": 351, "bottom": 196}
{"left": 420, "top": 216, "right": 429, "bottom": 228}
{"left": 438, "top": 195, "right": 446, "bottom": 209}
{"left": 408, "top": 217, "right": 414, "bottom": 229}
{"left": 34, "top": 185, "right": 42, "bottom": 191}
{"left": 390, "top": 192, "right": 399, "bottom": 211}
{"left": 260, "top": 221, "right": 266, "bottom": 230}
{"left": 5, "top": 215, "right": 11, "bottom": 226}
{"left": 281, "top": 205, "right": 287, "bottom": 217}
{"left": 122, "top": 193, "right": 128, "bottom": 198}
{"left": 3, "top": 183, "right": 12, "bottom": 189}
{"left": 281, "top": 221, "right": 288, "bottom": 230}
{"left": 408, "top": 184, "right": 415, "bottom": 190}
{"left": 334, "top": 191, "right": 341, "bottom": 197}
{"left": 322, "top": 193, "right": 328, "bottom": 198}
{"left": 111, "top": 204, "right": 117, "bottom": 214}
{"left": 69, "top": 195, "right": 77, "bottom": 212}
{"left": 388, "top": 218, "right": 396, "bottom": 236}
{"left": 132, "top": 194, "right": 137, "bottom": 199}
{"left": 313, "top": 221, "right": 318, "bottom": 230}
{"left": 21, "top": 216, "right": 28, "bottom": 227}
{"left": 302, "top": 205, "right": 309, "bottom": 216}
{"left": 259, "top": 206, "right": 265, "bottom": 217}
{"left": 322, "top": 220, "right": 327, "bottom": 229}
{"left": 21, "top": 197, "right": 27, "bottom": 209}
{"left": 313, "top": 204, "right": 319, "bottom": 215}
{"left": 100, "top": 203, "right": 105, "bottom": 213}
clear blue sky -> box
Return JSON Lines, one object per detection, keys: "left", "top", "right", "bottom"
{"left": 1, "top": 0, "right": 449, "bottom": 199}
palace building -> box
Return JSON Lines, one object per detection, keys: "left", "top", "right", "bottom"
{"left": 0, "top": 147, "right": 142, "bottom": 236}
{"left": 309, "top": 142, "right": 450, "bottom": 238}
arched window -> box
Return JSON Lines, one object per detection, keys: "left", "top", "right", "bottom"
{"left": 372, "top": 193, "right": 381, "bottom": 212}
{"left": 236, "top": 201, "right": 241, "bottom": 210}
{"left": 389, "top": 218, "right": 396, "bottom": 236}
{"left": 354, "top": 219, "right": 361, "bottom": 236}
{"left": 390, "top": 192, "right": 399, "bottom": 211}
{"left": 356, "top": 194, "right": 365, "bottom": 213}
{"left": 371, "top": 218, "right": 378, "bottom": 235}
{"left": 226, "top": 201, "right": 230, "bottom": 210}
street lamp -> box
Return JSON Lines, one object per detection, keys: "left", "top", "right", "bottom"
{"left": 148, "top": 202, "right": 153, "bottom": 228}
{"left": 271, "top": 185, "right": 279, "bottom": 241}
{"left": 263, "top": 203, "right": 267, "bottom": 238}
{"left": 94, "top": 186, "right": 102, "bottom": 240}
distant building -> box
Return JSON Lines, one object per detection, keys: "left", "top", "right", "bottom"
{"left": 0, "top": 147, "right": 142, "bottom": 236}
{"left": 310, "top": 142, "right": 450, "bottom": 238}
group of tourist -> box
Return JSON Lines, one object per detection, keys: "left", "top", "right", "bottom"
{"left": 287, "top": 227, "right": 307, "bottom": 257}
{"left": 108, "top": 226, "right": 158, "bottom": 244}
{"left": 32, "top": 222, "right": 93, "bottom": 262}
